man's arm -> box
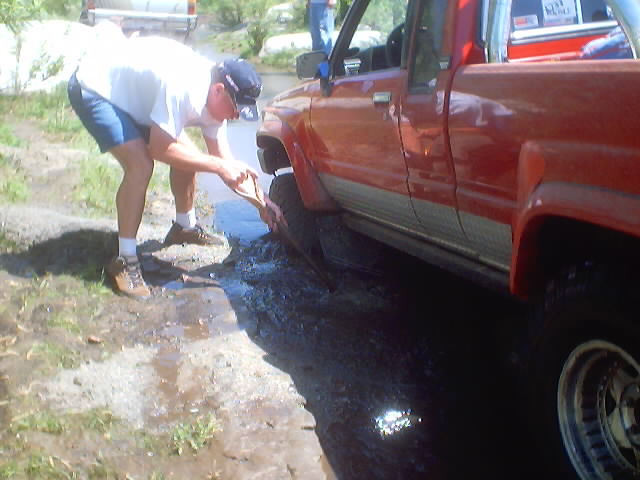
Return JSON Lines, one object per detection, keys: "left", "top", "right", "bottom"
{"left": 203, "top": 131, "right": 285, "bottom": 231}
{"left": 148, "top": 123, "right": 255, "bottom": 191}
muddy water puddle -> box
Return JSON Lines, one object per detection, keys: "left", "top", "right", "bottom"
{"left": 143, "top": 288, "right": 245, "bottom": 428}
{"left": 233, "top": 236, "right": 536, "bottom": 479}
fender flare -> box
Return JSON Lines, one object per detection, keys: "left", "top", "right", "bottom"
{"left": 511, "top": 141, "right": 640, "bottom": 297}
{"left": 257, "top": 114, "right": 339, "bottom": 212}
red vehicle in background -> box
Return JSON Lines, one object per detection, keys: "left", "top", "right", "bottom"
{"left": 257, "top": 0, "right": 640, "bottom": 478}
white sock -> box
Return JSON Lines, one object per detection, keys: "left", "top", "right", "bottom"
{"left": 118, "top": 237, "right": 137, "bottom": 258}
{"left": 176, "top": 209, "right": 196, "bottom": 229}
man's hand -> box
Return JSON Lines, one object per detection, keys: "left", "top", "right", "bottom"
{"left": 228, "top": 174, "right": 287, "bottom": 232}
{"left": 259, "top": 195, "right": 286, "bottom": 233}
{"left": 218, "top": 160, "right": 259, "bottom": 193}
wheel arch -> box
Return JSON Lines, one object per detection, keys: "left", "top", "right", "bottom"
{"left": 256, "top": 128, "right": 339, "bottom": 212}
{"left": 510, "top": 183, "right": 640, "bottom": 299}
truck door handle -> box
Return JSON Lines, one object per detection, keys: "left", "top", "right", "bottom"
{"left": 373, "top": 92, "right": 391, "bottom": 104}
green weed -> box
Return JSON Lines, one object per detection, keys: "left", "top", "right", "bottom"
{"left": 0, "top": 84, "right": 95, "bottom": 148}
{"left": 47, "top": 313, "right": 81, "bottom": 334}
{"left": 149, "top": 472, "right": 166, "bottom": 480}
{"left": 32, "top": 342, "right": 80, "bottom": 369}
{"left": 81, "top": 409, "right": 117, "bottom": 435}
{"left": 135, "top": 429, "right": 164, "bottom": 455}
{"left": 170, "top": 413, "right": 220, "bottom": 455}
{"left": 0, "top": 461, "right": 19, "bottom": 479}
{"left": 74, "top": 154, "right": 170, "bottom": 217}
{"left": 0, "top": 153, "right": 29, "bottom": 203}
{"left": 11, "top": 411, "right": 66, "bottom": 434}
{"left": 87, "top": 462, "right": 119, "bottom": 480}
{"left": 260, "top": 48, "right": 306, "bottom": 71}
{"left": 0, "top": 229, "right": 19, "bottom": 254}
{"left": 0, "top": 125, "right": 21, "bottom": 147}
{"left": 73, "top": 157, "right": 120, "bottom": 216}
{"left": 0, "top": 175, "right": 29, "bottom": 203}
{"left": 25, "top": 453, "right": 78, "bottom": 479}
{"left": 209, "top": 31, "right": 251, "bottom": 58}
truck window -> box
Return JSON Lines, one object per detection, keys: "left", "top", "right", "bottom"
{"left": 338, "top": 0, "right": 409, "bottom": 75}
{"left": 410, "top": 0, "right": 447, "bottom": 89}
{"left": 512, "top": 0, "right": 611, "bottom": 30}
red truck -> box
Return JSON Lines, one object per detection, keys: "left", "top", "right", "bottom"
{"left": 256, "top": 0, "right": 640, "bottom": 478}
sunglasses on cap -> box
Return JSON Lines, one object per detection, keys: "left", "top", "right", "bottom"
{"left": 222, "top": 79, "right": 261, "bottom": 121}
{"left": 222, "top": 76, "right": 262, "bottom": 101}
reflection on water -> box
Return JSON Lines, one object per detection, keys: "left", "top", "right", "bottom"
{"left": 374, "top": 409, "right": 422, "bottom": 438}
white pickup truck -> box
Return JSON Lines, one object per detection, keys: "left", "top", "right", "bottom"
{"left": 80, "top": 0, "right": 198, "bottom": 37}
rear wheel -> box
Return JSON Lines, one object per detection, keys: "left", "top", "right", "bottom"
{"left": 530, "top": 264, "right": 640, "bottom": 479}
{"left": 268, "top": 173, "right": 319, "bottom": 254}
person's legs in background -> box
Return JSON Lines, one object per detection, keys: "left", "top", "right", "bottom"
{"left": 309, "top": 3, "right": 334, "bottom": 54}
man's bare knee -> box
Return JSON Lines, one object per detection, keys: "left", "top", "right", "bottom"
{"left": 110, "top": 139, "right": 154, "bottom": 184}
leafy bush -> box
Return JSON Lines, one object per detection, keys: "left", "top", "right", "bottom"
{"left": 0, "top": 0, "right": 41, "bottom": 34}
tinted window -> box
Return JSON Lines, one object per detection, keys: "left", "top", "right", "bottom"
{"left": 410, "top": 0, "right": 447, "bottom": 89}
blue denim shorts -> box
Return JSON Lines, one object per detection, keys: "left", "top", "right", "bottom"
{"left": 67, "top": 71, "right": 150, "bottom": 153}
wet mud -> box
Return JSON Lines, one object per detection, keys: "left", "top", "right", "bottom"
{"left": 229, "top": 234, "right": 540, "bottom": 480}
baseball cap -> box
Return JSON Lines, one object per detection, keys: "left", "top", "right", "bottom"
{"left": 219, "top": 58, "right": 263, "bottom": 121}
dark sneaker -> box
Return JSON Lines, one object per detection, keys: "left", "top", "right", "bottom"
{"left": 105, "top": 255, "right": 151, "bottom": 299}
{"left": 163, "top": 222, "right": 224, "bottom": 247}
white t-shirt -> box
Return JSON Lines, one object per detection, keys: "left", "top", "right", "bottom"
{"left": 76, "top": 28, "right": 222, "bottom": 140}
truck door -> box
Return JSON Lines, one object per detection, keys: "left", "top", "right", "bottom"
{"left": 400, "top": 0, "right": 477, "bottom": 255}
{"left": 309, "top": 0, "right": 424, "bottom": 233}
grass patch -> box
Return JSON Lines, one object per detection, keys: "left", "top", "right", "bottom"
{"left": 170, "top": 413, "right": 220, "bottom": 456}
{"left": 259, "top": 49, "right": 305, "bottom": 71}
{"left": 18, "top": 276, "right": 109, "bottom": 320}
{"left": 11, "top": 411, "right": 66, "bottom": 435}
{"left": 0, "top": 153, "right": 29, "bottom": 204}
{"left": 0, "top": 461, "right": 19, "bottom": 479}
{"left": 73, "top": 156, "right": 120, "bottom": 216}
{"left": 47, "top": 313, "right": 81, "bottom": 334}
{"left": 208, "top": 31, "right": 252, "bottom": 58}
{"left": 25, "top": 453, "right": 78, "bottom": 479}
{"left": 0, "top": 124, "right": 21, "bottom": 147}
{"left": 87, "top": 462, "right": 119, "bottom": 480}
{"left": 81, "top": 409, "right": 117, "bottom": 435}
{"left": 0, "top": 229, "right": 20, "bottom": 255}
{"left": 74, "top": 155, "right": 170, "bottom": 217}
{"left": 0, "top": 84, "right": 96, "bottom": 149}
{"left": 31, "top": 342, "right": 80, "bottom": 369}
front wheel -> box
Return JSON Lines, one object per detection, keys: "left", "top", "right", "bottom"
{"left": 268, "top": 173, "right": 319, "bottom": 254}
{"left": 530, "top": 264, "right": 640, "bottom": 479}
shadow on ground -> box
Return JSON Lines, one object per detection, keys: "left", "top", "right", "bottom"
{"left": 226, "top": 235, "right": 543, "bottom": 480}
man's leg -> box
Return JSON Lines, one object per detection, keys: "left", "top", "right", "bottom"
{"left": 110, "top": 139, "right": 155, "bottom": 240}
{"left": 67, "top": 73, "right": 152, "bottom": 299}
{"left": 170, "top": 166, "right": 196, "bottom": 219}
{"left": 163, "top": 133, "right": 223, "bottom": 246}
{"left": 100, "top": 139, "right": 154, "bottom": 299}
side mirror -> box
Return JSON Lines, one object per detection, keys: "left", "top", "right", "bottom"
{"left": 296, "top": 50, "right": 328, "bottom": 79}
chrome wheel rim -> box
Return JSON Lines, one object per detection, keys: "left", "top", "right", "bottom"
{"left": 558, "top": 340, "right": 640, "bottom": 480}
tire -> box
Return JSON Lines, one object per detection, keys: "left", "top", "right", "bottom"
{"left": 268, "top": 173, "right": 319, "bottom": 254}
{"left": 529, "top": 263, "right": 640, "bottom": 480}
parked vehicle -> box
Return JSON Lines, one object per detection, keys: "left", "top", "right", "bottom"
{"left": 79, "top": 0, "right": 197, "bottom": 37}
{"left": 256, "top": 0, "right": 640, "bottom": 478}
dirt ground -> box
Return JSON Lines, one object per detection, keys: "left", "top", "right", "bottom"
{"left": 0, "top": 118, "right": 338, "bottom": 479}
